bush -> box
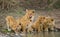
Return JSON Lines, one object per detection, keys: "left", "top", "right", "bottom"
{"left": 53, "top": 0, "right": 60, "bottom": 9}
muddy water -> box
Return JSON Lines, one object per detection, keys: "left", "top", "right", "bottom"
{"left": 3, "top": 32, "right": 59, "bottom": 37}
{"left": 21, "top": 32, "right": 60, "bottom": 37}
{"left": 0, "top": 32, "right": 60, "bottom": 37}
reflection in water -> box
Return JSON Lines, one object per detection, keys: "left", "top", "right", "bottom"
{"left": 43, "top": 32, "right": 55, "bottom": 37}
{"left": 7, "top": 32, "right": 60, "bottom": 37}
{"left": 5, "top": 32, "right": 60, "bottom": 37}
{"left": 21, "top": 32, "right": 56, "bottom": 37}
{"left": 43, "top": 32, "right": 49, "bottom": 37}
{"left": 49, "top": 32, "right": 55, "bottom": 37}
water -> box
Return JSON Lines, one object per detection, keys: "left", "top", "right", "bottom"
{"left": 20, "top": 32, "right": 60, "bottom": 37}
{"left": 0, "top": 32, "right": 60, "bottom": 37}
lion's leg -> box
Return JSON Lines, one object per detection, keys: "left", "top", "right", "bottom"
{"left": 40, "top": 24, "right": 43, "bottom": 31}
{"left": 38, "top": 27, "right": 41, "bottom": 32}
{"left": 22, "top": 26, "right": 26, "bottom": 33}
{"left": 14, "top": 30, "right": 19, "bottom": 35}
{"left": 6, "top": 22, "right": 11, "bottom": 31}
{"left": 44, "top": 27, "right": 48, "bottom": 31}
{"left": 50, "top": 25, "right": 54, "bottom": 31}
{"left": 43, "top": 24, "right": 48, "bottom": 31}
{"left": 27, "top": 27, "right": 33, "bottom": 33}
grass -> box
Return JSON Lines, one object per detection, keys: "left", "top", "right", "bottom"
{"left": 1, "top": 29, "right": 15, "bottom": 34}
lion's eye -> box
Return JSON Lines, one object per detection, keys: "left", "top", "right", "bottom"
{"left": 30, "top": 20, "right": 32, "bottom": 22}
{"left": 40, "top": 22, "right": 42, "bottom": 23}
{"left": 19, "top": 23, "right": 21, "bottom": 25}
{"left": 51, "top": 19, "right": 54, "bottom": 21}
{"left": 43, "top": 17, "right": 45, "bottom": 19}
{"left": 32, "top": 11, "right": 34, "bottom": 13}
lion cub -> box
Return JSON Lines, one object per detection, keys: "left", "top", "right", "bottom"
{"left": 17, "top": 9, "right": 35, "bottom": 33}
{"left": 27, "top": 16, "right": 46, "bottom": 32}
{"left": 6, "top": 16, "right": 21, "bottom": 35}
{"left": 43, "top": 17, "right": 55, "bottom": 31}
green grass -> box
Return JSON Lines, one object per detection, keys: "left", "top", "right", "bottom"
{"left": 1, "top": 29, "right": 14, "bottom": 34}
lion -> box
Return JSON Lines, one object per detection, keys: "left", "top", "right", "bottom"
{"left": 43, "top": 17, "right": 55, "bottom": 31}
{"left": 17, "top": 9, "right": 35, "bottom": 33}
{"left": 5, "top": 16, "right": 21, "bottom": 35}
{"left": 27, "top": 16, "right": 46, "bottom": 33}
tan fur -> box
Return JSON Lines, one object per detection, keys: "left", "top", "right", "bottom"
{"left": 43, "top": 17, "right": 55, "bottom": 31}
{"left": 5, "top": 16, "right": 21, "bottom": 34}
{"left": 28, "top": 16, "right": 46, "bottom": 32}
{"left": 17, "top": 9, "right": 35, "bottom": 33}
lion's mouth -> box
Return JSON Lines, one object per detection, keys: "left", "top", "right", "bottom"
{"left": 29, "top": 16, "right": 32, "bottom": 19}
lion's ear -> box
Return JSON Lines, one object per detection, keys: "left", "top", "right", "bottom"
{"left": 26, "top": 9, "right": 28, "bottom": 12}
